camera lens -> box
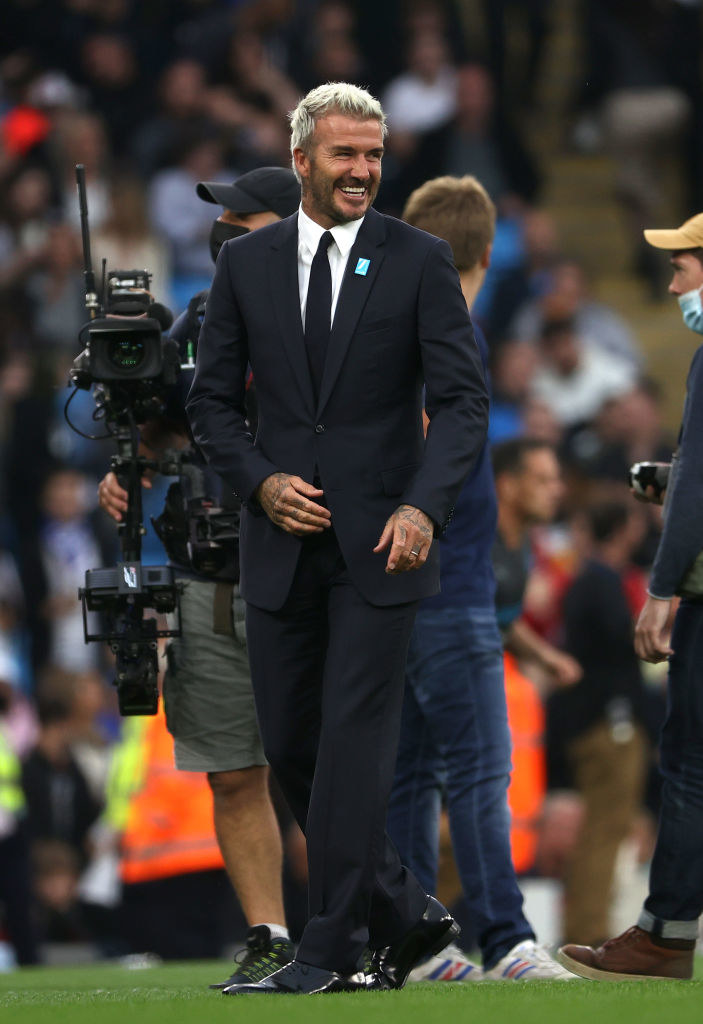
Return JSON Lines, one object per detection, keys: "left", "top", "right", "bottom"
{"left": 106, "top": 335, "right": 145, "bottom": 372}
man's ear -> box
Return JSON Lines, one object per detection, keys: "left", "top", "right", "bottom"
{"left": 293, "top": 147, "right": 309, "bottom": 181}
{"left": 480, "top": 243, "right": 492, "bottom": 271}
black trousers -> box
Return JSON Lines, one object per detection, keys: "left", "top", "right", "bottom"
{"left": 246, "top": 529, "right": 426, "bottom": 973}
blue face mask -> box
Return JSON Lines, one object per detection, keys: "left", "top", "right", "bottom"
{"left": 678, "top": 287, "right": 703, "bottom": 335}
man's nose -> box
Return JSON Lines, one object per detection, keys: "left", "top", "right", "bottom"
{"left": 668, "top": 280, "right": 679, "bottom": 295}
{"left": 350, "top": 155, "right": 371, "bottom": 179}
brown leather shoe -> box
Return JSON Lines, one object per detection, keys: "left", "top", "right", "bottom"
{"left": 557, "top": 927, "right": 694, "bottom": 981}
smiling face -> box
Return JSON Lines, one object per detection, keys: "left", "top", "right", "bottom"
{"left": 294, "top": 112, "right": 384, "bottom": 228}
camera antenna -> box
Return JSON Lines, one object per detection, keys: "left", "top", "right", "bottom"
{"left": 75, "top": 164, "right": 101, "bottom": 319}
{"left": 101, "top": 257, "right": 107, "bottom": 309}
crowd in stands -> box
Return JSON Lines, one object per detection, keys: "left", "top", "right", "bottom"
{"left": 0, "top": 0, "right": 697, "bottom": 964}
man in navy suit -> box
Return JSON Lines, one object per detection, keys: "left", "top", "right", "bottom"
{"left": 186, "top": 82, "right": 489, "bottom": 994}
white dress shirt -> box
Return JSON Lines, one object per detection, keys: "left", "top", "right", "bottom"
{"left": 297, "top": 205, "right": 365, "bottom": 328}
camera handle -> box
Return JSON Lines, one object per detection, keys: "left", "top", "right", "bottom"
{"left": 110, "top": 410, "right": 148, "bottom": 563}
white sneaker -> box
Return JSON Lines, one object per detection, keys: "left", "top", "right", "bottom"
{"left": 408, "top": 942, "right": 483, "bottom": 983}
{"left": 483, "top": 940, "right": 575, "bottom": 981}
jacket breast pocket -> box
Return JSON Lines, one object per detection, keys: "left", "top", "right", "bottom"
{"left": 356, "top": 316, "right": 395, "bottom": 336}
{"left": 357, "top": 313, "right": 414, "bottom": 337}
{"left": 380, "top": 463, "right": 421, "bottom": 496}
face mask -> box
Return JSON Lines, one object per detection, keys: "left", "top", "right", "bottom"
{"left": 209, "top": 220, "right": 249, "bottom": 263}
{"left": 678, "top": 286, "right": 703, "bottom": 335}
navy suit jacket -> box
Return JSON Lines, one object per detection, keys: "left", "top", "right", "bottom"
{"left": 186, "top": 206, "right": 489, "bottom": 610}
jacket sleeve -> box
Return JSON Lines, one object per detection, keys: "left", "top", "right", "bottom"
{"left": 185, "top": 240, "right": 279, "bottom": 503}
{"left": 649, "top": 345, "right": 703, "bottom": 598}
{"left": 401, "top": 238, "right": 490, "bottom": 532}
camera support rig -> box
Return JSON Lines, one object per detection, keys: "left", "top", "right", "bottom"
{"left": 80, "top": 401, "right": 182, "bottom": 717}
{"left": 72, "top": 163, "right": 182, "bottom": 716}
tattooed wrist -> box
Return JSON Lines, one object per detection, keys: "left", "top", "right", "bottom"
{"left": 258, "top": 472, "right": 289, "bottom": 516}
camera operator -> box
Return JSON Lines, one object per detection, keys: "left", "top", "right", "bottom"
{"left": 98, "top": 168, "right": 301, "bottom": 988}
{"left": 559, "top": 214, "right": 703, "bottom": 980}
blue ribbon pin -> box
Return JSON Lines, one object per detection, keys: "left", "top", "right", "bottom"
{"left": 355, "top": 257, "right": 371, "bottom": 276}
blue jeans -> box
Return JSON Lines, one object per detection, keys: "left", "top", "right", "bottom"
{"left": 387, "top": 604, "right": 534, "bottom": 968}
{"left": 638, "top": 600, "right": 703, "bottom": 940}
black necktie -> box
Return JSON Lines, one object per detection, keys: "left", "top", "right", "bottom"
{"left": 304, "top": 230, "right": 333, "bottom": 401}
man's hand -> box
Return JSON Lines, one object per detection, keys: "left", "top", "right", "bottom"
{"left": 634, "top": 595, "right": 675, "bottom": 663}
{"left": 631, "top": 483, "right": 666, "bottom": 506}
{"left": 541, "top": 648, "right": 583, "bottom": 687}
{"left": 374, "top": 504, "right": 433, "bottom": 574}
{"left": 98, "top": 471, "right": 152, "bottom": 523}
{"left": 256, "top": 473, "right": 332, "bottom": 536}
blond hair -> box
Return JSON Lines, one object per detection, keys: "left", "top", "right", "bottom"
{"left": 403, "top": 175, "right": 496, "bottom": 271}
{"left": 289, "top": 82, "right": 387, "bottom": 178}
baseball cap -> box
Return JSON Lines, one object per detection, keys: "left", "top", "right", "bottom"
{"left": 196, "top": 166, "right": 300, "bottom": 218}
{"left": 644, "top": 213, "right": 703, "bottom": 251}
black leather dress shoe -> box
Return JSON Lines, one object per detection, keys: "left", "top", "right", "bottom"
{"left": 360, "top": 970, "right": 394, "bottom": 991}
{"left": 222, "top": 959, "right": 363, "bottom": 995}
{"left": 372, "top": 896, "right": 460, "bottom": 989}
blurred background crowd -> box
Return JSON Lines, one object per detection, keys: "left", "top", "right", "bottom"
{"left": 0, "top": 0, "right": 701, "bottom": 968}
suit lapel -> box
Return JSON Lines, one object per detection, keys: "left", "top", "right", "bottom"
{"left": 268, "top": 214, "right": 315, "bottom": 418}
{"left": 316, "top": 208, "right": 387, "bottom": 417}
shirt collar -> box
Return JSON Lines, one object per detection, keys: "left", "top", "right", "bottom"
{"left": 298, "top": 204, "right": 365, "bottom": 258}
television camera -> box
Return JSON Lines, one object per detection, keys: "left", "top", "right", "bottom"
{"left": 65, "top": 164, "right": 187, "bottom": 716}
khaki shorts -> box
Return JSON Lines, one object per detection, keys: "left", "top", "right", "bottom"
{"left": 162, "top": 578, "right": 266, "bottom": 773}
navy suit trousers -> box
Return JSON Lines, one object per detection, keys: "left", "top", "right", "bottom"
{"left": 245, "top": 528, "right": 427, "bottom": 973}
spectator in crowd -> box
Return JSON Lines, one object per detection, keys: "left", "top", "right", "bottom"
{"left": 149, "top": 128, "right": 232, "bottom": 304}
{"left": 488, "top": 339, "right": 539, "bottom": 442}
{"left": 94, "top": 177, "right": 172, "bottom": 310}
{"left": 483, "top": 208, "right": 561, "bottom": 343}
{"left": 0, "top": 672, "right": 39, "bottom": 965}
{"left": 550, "top": 501, "right": 649, "bottom": 947}
{"left": 131, "top": 59, "right": 211, "bottom": 178}
{"left": 510, "top": 259, "right": 643, "bottom": 370}
{"left": 564, "top": 378, "right": 674, "bottom": 490}
{"left": 492, "top": 438, "right": 581, "bottom": 687}
{"left": 387, "top": 175, "right": 572, "bottom": 984}
{"left": 31, "top": 839, "right": 87, "bottom": 945}
{"left": 530, "top": 313, "right": 636, "bottom": 429}
{"left": 24, "top": 221, "right": 85, "bottom": 351}
{"left": 38, "top": 467, "right": 104, "bottom": 675}
{"left": 294, "top": 1, "right": 367, "bottom": 93}
{"left": 382, "top": 30, "right": 457, "bottom": 135}
{"left": 0, "top": 165, "right": 56, "bottom": 291}
{"left": 211, "top": 28, "right": 299, "bottom": 134}
{"left": 417, "top": 63, "right": 542, "bottom": 207}
{"left": 56, "top": 112, "right": 112, "bottom": 233}
{"left": 22, "top": 689, "right": 101, "bottom": 863}
{"left": 77, "top": 33, "right": 142, "bottom": 153}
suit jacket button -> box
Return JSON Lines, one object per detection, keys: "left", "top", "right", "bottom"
{"left": 315, "top": 423, "right": 325, "bottom": 434}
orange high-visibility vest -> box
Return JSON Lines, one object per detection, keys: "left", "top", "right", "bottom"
{"left": 110, "top": 709, "right": 224, "bottom": 885}
{"left": 504, "top": 652, "right": 546, "bottom": 875}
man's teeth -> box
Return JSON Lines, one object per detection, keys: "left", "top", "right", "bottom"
{"left": 340, "top": 187, "right": 365, "bottom": 195}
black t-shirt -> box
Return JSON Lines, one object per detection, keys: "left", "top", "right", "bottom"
{"left": 546, "top": 558, "right": 646, "bottom": 786}
{"left": 492, "top": 531, "right": 532, "bottom": 633}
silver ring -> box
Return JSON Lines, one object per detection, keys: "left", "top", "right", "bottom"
{"left": 410, "top": 547, "right": 421, "bottom": 556}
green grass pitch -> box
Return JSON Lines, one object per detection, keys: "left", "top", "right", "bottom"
{"left": 2, "top": 959, "right": 703, "bottom": 1024}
